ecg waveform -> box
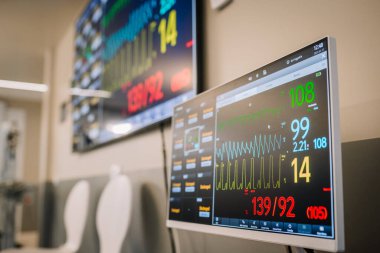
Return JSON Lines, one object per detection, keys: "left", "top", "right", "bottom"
{"left": 216, "top": 134, "right": 283, "bottom": 161}
{"left": 217, "top": 108, "right": 282, "bottom": 131}
{"left": 215, "top": 155, "right": 285, "bottom": 191}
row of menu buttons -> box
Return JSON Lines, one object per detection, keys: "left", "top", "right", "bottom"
{"left": 213, "top": 217, "right": 332, "bottom": 237}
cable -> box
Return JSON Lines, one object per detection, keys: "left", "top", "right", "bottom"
{"left": 160, "top": 122, "right": 177, "bottom": 253}
{"left": 160, "top": 122, "right": 169, "bottom": 191}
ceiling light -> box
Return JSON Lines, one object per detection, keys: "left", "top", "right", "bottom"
{"left": 0, "top": 80, "right": 48, "bottom": 92}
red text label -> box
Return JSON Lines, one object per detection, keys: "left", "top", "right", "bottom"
{"left": 127, "top": 71, "right": 164, "bottom": 114}
{"left": 306, "top": 206, "right": 328, "bottom": 220}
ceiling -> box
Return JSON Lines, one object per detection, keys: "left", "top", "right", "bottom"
{"left": 0, "top": 0, "right": 87, "bottom": 102}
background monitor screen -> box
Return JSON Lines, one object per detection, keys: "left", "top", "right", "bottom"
{"left": 167, "top": 38, "right": 344, "bottom": 251}
{"left": 72, "top": 0, "right": 198, "bottom": 151}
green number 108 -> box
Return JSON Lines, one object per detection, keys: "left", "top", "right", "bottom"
{"left": 289, "top": 81, "right": 315, "bottom": 108}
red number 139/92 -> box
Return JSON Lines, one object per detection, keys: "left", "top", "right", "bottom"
{"left": 252, "top": 196, "right": 296, "bottom": 218}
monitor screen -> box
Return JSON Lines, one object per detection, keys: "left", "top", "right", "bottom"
{"left": 72, "top": 0, "right": 198, "bottom": 151}
{"left": 167, "top": 38, "right": 344, "bottom": 251}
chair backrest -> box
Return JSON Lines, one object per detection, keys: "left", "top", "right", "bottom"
{"left": 96, "top": 175, "right": 133, "bottom": 253}
{"left": 61, "top": 180, "right": 90, "bottom": 252}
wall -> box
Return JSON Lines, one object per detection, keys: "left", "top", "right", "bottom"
{"left": 0, "top": 54, "right": 43, "bottom": 84}
{"left": 46, "top": 0, "right": 380, "bottom": 252}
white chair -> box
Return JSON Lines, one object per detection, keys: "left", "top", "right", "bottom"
{"left": 3, "top": 180, "right": 90, "bottom": 253}
{"left": 96, "top": 175, "right": 132, "bottom": 253}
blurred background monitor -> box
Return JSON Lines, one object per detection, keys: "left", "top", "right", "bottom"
{"left": 72, "top": 0, "right": 199, "bottom": 151}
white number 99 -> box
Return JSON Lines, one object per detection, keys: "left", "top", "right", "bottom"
{"left": 291, "top": 117, "right": 310, "bottom": 140}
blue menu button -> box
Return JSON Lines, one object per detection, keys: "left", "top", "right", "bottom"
{"left": 239, "top": 219, "right": 249, "bottom": 228}
{"left": 298, "top": 224, "right": 312, "bottom": 234}
{"left": 221, "top": 218, "right": 230, "bottom": 226}
{"left": 312, "top": 225, "right": 332, "bottom": 237}
{"left": 284, "top": 222, "right": 297, "bottom": 233}
{"left": 249, "top": 220, "right": 260, "bottom": 229}
{"left": 272, "top": 222, "right": 283, "bottom": 231}
{"left": 260, "top": 221, "right": 271, "bottom": 230}
{"left": 229, "top": 218, "right": 239, "bottom": 227}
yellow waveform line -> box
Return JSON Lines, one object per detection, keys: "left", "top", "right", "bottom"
{"left": 215, "top": 154, "right": 284, "bottom": 191}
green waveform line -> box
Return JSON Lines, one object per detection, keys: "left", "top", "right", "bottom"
{"left": 215, "top": 155, "right": 284, "bottom": 191}
{"left": 216, "top": 134, "right": 282, "bottom": 161}
{"left": 102, "top": 0, "right": 131, "bottom": 29}
{"left": 103, "top": 1, "right": 153, "bottom": 61}
{"left": 217, "top": 107, "right": 282, "bottom": 131}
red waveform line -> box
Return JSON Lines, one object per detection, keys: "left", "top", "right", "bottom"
{"left": 186, "top": 40, "right": 193, "bottom": 48}
{"left": 323, "top": 187, "right": 331, "bottom": 192}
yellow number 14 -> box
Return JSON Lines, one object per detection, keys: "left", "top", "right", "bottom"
{"left": 291, "top": 156, "right": 311, "bottom": 183}
{"left": 158, "top": 9, "right": 178, "bottom": 54}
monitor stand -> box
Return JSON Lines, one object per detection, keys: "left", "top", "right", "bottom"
{"left": 290, "top": 247, "right": 314, "bottom": 253}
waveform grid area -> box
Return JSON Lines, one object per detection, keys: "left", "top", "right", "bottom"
{"left": 215, "top": 155, "right": 285, "bottom": 191}
{"left": 217, "top": 107, "right": 282, "bottom": 131}
{"left": 216, "top": 134, "right": 283, "bottom": 161}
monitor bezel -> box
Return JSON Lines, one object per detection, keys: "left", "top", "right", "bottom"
{"left": 166, "top": 37, "right": 344, "bottom": 252}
